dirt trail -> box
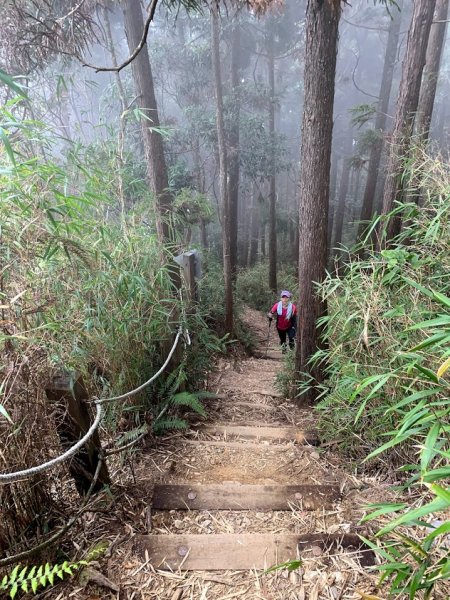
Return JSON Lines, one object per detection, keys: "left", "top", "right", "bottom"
{"left": 112, "top": 308, "right": 382, "bottom": 600}
{"left": 51, "top": 308, "right": 387, "bottom": 599}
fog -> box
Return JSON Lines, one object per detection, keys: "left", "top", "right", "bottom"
{"left": 1, "top": 0, "right": 449, "bottom": 257}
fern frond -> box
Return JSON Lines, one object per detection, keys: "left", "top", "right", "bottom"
{"left": 0, "top": 560, "right": 87, "bottom": 598}
{"left": 170, "top": 392, "right": 206, "bottom": 416}
{"left": 153, "top": 417, "right": 187, "bottom": 434}
{"left": 115, "top": 424, "right": 148, "bottom": 446}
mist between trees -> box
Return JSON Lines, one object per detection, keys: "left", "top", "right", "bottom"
{"left": 1, "top": 0, "right": 450, "bottom": 597}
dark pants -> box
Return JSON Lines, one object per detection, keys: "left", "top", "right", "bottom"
{"left": 277, "top": 327, "right": 295, "bottom": 352}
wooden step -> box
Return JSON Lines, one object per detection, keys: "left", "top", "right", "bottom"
{"left": 134, "top": 533, "right": 374, "bottom": 570}
{"left": 196, "top": 424, "right": 318, "bottom": 445}
{"left": 152, "top": 483, "right": 340, "bottom": 511}
{"left": 171, "top": 439, "right": 297, "bottom": 449}
{"left": 213, "top": 400, "right": 275, "bottom": 410}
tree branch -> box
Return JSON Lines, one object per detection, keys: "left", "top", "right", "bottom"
{"left": 350, "top": 49, "right": 380, "bottom": 100}
{"left": 81, "top": 0, "right": 159, "bottom": 73}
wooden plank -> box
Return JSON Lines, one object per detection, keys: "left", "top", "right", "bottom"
{"left": 200, "top": 419, "right": 292, "bottom": 428}
{"left": 214, "top": 400, "right": 274, "bottom": 410}
{"left": 134, "top": 533, "right": 374, "bottom": 570}
{"left": 198, "top": 424, "right": 318, "bottom": 444}
{"left": 152, "top": 483, "right": 339, "bottom": 511}
{"left": 171, "top": 439, "right": 295, "bottom": 449}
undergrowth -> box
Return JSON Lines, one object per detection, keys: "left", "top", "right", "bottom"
{"left": 313, "top": 150, "right": 450, "bottom": 598}
{"left": 0, "top": 98, "right": 227, "bottom": 556}
{"left": 236, "top": 262, "right": 298, "bottom": 312}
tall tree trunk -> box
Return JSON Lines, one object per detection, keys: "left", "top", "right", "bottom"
{"left": 435, "top": 80, "right": 449, "bottom": 151}
{"left": 357, "top": 2, "right": 402, "bottom": 243}
{"left": 380, "top": 0, "right": 436, "bottom": 244}
{"left": 416, "top": 0, "right": 449, "bottom": 140}
{"left": 332, "top": 128, "right": 353, "bottom": 256}
{"left": 260, "top": 219, "right": 266, "bottom": 259}
{"left": 295, "top": 0, "right": 341, "bottom": 403}
{"left": 211, "top": 5, "right": 233, "bottom": 334}
{"left": 228, "top": 20, "right": 241, "bottom": 278}
{"left": 352, "top": 167, "right": 362, "bottom": 220}
{"left": 240, "top": 184, "right": 249, "bottom": 267}
{"left": 327, "top": 152, "right": 338, "bottom": 251}
{"left": 267, "top": 22, "right": 277, "bottom": 293}
{"left": 247, "top": 183, "right": 256, "bottom": 266}
{"left": 122, "top": 0, "right": 172, "bottom": 244}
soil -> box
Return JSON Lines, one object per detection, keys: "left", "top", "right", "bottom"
{"left": 23, "top": 308, "right": 404, "bottom": 600}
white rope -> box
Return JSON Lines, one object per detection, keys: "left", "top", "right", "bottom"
{"left": 0, "top": 401, "right": 103, "bottom": 484}
{"left": 0, "top": 326, "right": 189, "bottom": 484}
{"left": 96, "top": 326, "right": 184, "bottom": 404}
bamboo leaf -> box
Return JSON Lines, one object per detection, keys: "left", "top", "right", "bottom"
{"left": 415, "top": 365, "right": 439, "bottom": 384}
{"left": 0, "top": 69, "right": 27, "bottom": 98}
{"left": 421, "top": 422, "right": 441, "bottom": 473}
{"left": 377, "top": 496, "right": 449, "bottom": 535}
{"left": 437, "top": 356, "right": 450, "bottom": 379}
{"left": 0, "top": 128, "right": 16, "bottom": 166}
{"left": 410, "top": 333, "right": 450, "bottom": 352}
{"left": 422, "top": 467, "right": 450, "bottom": 483}
{"left": 431, "top": 290, "right": 450, "bottom": 309}
{"left": 409, "top": 316, "right": 450, "bottom": 330}
{"left": 361, "top": 503, "right": 407, "bottom": 522}
{"left": 0, "top": 403, "right": 13, "bottom": 424}
{"left": 365, "top": 433, "right": 411, "bottom": 460}
{"left": 401, "top": 277, "right": 435, "bottom": 299}
{"left": 427, "top": 483, "right": 450, "bottom": 504}
{"left": 424, "top": 521, "right": 450, "bottom": 544}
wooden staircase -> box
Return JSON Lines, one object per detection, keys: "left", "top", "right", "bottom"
{"left": 133, "top": 317, "right": 373, "bottom": 577}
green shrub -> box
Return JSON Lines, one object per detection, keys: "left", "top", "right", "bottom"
{"left": 236, "top": 262, "right": 299, "bottom": 312}
{"left": 0, "top": 104, "right": 225, "bottom": 553}
{"left": 314, "top": 151, "right": 450, "bottom": 598}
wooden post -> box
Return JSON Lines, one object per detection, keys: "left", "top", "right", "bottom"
{"left": 175, "top": 251, "right": 199, "bottom": 306}
{"left": 45, "top": 372, "right": 110, "bottom": 496}
{"left": 182, "top": 251, "right": 198, "bottom": 305}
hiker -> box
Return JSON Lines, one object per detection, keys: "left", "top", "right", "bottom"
{"left": 267, "top": 291, "right": 297, "bottom": 353}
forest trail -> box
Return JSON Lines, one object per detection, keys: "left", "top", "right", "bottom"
{"left": 109, "top": 308, "right": 380, "bottom": 600}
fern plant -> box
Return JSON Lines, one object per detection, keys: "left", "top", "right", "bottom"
{"left": 0, "top": 561, "right": 86, "bottom": 599}
{"left": 0, "top": 541, "right": 108, "bottom": 599}
{"left": 153, "top": 390, "right": 210, "bottom": 434}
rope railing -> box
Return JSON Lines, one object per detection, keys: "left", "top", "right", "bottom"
{"left": 0, "top": 326, "right": 189, "bottom": 485}
{"left": 0, "top": 453, "right": 106, "bottom": 568}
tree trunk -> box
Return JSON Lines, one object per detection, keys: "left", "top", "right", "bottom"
{"left": 240, "top": 187, "right": 249, "bottom": 268}
{"left": 295, "top": 0, "right": 341, "bottom": 403}
{"left": 416, "top": 0, "right": 449, "bottom": 140}
{"left": 352, "top": 167, "right": 362, "bottom": 220}
{"left": 332, "top": 128, "right": 353, "bottom": 256}
{"left": 379, "top": 0, "right": 436, "bottom": 244}
{"left": 357, "top": 2, "right": 402, "bottom": 243}
{"left": 211, "top": 5, "right": 233, "bottom": 334}
{"left": 267, "top": 22, "right": 277, "bottom": 293}
{"left": 435, "top": 80, "right": 449, "bottom": 151}
{"left": 260, "top": 219, "right": 266, "bottom": 259}
{"left": 248, "top": 186, "right": 261, "bottom": 266}
{"left": 327, "top": 153, "right": 338, "bottom": 251}
{"left": 228, "top": 20, "right": 241, "bottom": 278}
{"left": 122, "top": 0, "right": 172, "bottom": 244}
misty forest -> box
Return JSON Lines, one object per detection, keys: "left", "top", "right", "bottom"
{"left": 1, "top": 0, "right": 450, "bottom": 598}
